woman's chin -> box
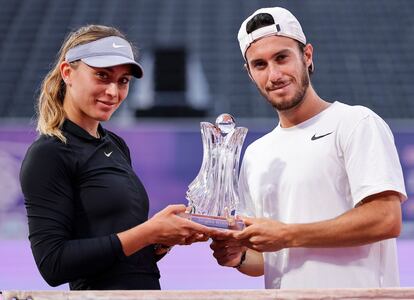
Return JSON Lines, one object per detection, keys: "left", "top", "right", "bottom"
{"left": 94, "top": 113, "right": 113, "bottom": 122}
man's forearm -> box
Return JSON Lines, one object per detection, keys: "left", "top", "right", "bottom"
{"left": 287, "top": 192, "right": 401, "bottom": 248}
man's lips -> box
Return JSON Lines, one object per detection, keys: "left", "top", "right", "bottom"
{"left": 267, "top": 81, "right": 291, "bottom": 92}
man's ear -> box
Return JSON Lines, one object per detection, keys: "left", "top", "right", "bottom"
{"left": 304, "top": 43, "right": 314, "bottom": 72}
{"left": 244, "top": 63, "right": 254, "bottom": 82}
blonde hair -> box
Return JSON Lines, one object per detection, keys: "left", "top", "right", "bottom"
{"left": 36, "top": 25, "right": 129, "bottom": 143}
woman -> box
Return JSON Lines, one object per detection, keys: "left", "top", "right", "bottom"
{"left": 20, "top": 25, "right": 213, "bottom": 290}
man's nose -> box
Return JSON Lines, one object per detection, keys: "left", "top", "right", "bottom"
{"left": 268, "top": 64, "right": 283, "bottom": 82}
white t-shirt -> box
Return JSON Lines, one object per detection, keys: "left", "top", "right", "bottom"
{"left": 238, "top": 101, "right": 407, "bottom": 289}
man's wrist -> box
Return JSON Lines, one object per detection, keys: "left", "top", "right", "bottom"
{"left": 232, "top": 250, "right": 247, "bottom": 268}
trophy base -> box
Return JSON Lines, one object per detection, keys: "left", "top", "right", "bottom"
{"left": 179, "top": 213, "right": 245, "bottom": 231}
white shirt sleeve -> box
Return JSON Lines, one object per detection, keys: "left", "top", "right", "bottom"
{"left": 343, "top": 113, "right": 407, "bottom": 206}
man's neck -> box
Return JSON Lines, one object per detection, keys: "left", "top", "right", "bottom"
{"left": 278, "top": 87, "right": 329, "bottom": 128}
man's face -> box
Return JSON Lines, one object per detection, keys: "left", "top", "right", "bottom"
{"left": 245, "top": 36, "right": 312, "bottom": 111}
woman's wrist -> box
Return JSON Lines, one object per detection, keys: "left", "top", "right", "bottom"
{"left": 117, "top": 222, "right": 154, "bottom": 256}
{"left": 154, "top": 243, "right": 172, "bottom": 255}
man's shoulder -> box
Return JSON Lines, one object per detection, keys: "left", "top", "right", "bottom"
{"left": 332, "top": 101, "right": 378, "bottom": 120}
{"left": 244, "top": 129, "right": 276, "bottom": 157}
{"left": 327, "top": 102, "right": 385, "bottom": 133}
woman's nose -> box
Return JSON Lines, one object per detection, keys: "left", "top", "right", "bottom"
{"left": 106, "top": 82, "right": 118, "bottom": 98}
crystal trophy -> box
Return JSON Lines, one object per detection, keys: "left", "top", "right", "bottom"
{"left": 180, "top": 113, "right": 248, "bottom": 230}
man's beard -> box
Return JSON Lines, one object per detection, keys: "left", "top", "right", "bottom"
{"left": 259, "top": 62, "right": 310, "bottom": 111}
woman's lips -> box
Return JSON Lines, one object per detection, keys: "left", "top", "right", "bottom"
{"left": 97, "top": 100, "right": 116, "bottom": 107}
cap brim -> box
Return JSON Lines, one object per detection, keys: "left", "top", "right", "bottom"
{"left": 82, "top": 56, "right": 143, "bottom": 78}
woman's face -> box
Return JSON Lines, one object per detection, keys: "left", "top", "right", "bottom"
{"left": 61, "top": 61, "right": 132, "bottom": 130}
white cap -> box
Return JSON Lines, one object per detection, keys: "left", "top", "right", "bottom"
{"left": 238, "top": 7, "right": 307, "bottom": 59}
{"left": 65, "top": 36, "right": 143, "bottom": 78}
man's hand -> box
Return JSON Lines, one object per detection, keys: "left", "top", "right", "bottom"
{"left": 233, "top": 217, "right": 289, "bottom": 252}
{"left": 210, "top": 235, "right": 265, "bottom": 276}
{"left": 210, "top": 237, "right": 246, "bottom": 267}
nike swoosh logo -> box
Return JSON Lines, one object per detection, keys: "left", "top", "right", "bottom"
{"left": 311, "top": 132, "right": 333, "bottom": 141}
{"left": 112, "top": 42, "right": 126, "bottom": 48}
{"left": 104, "top": 151, "right": 113, "bottom": 157}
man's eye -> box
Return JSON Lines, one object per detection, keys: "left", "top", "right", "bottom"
{"left": 276, "top": 55, "right": 287, "bottom": 61}
{"left": 120, "top": 77, "right": 130, "bottom": 85}
{"left": 253, "top": 62, "right": 266, "bottom": 69}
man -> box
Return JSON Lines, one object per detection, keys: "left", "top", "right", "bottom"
{"left": 210, "top": 7, "right": 407, "bottom": 289}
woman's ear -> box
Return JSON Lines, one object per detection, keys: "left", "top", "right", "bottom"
{"left": 60, "top": 61, "right": 72, "bottom": 86}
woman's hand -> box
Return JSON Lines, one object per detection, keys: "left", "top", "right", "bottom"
{"left": 147, "top": 204, "right": 214, "bottom": 246}
{"left": 118, "top": 204, "right": 217, "bottom": 256}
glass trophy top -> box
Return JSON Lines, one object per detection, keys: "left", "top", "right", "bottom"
{"left": 215, "top": 113, "right": 235, "bottom": 135}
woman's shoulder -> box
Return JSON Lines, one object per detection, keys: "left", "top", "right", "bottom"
{"left": 105, "top": 129, "right": 130, "bottom": 151}
{"left": 28, "top": 134, "right": 67, "bottom": 152}
{"left": 21, "top": 134, "right": 77, "bottom": 182}
{"left": 105, "top": 129, "right": 127, "bottom": 146}
{"left": 24, "top": 134, "right": 73, "bottom": 165}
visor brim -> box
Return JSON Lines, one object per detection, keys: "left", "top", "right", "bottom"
{"left": 82, "top": 56, "right": 143, "bottom": 78}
